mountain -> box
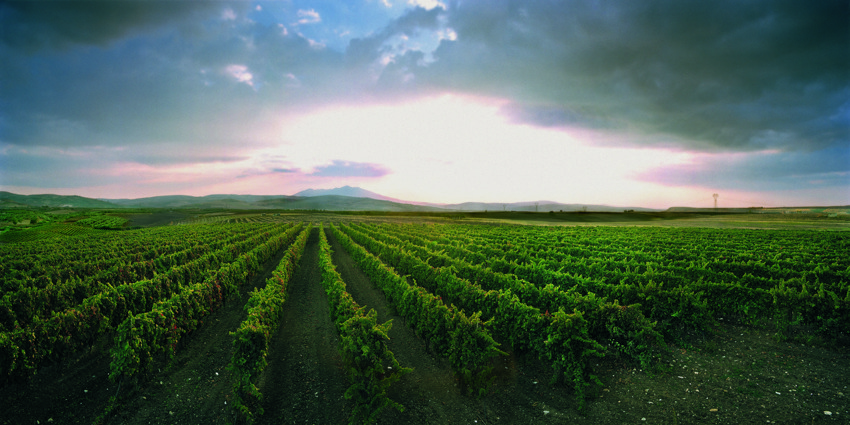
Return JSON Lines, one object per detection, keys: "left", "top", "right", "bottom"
{"left": 0, "top": 191, "right": 120, "bottom": 208}
{"left": 2, "top": 188, "right": 655, "bottom": 212}
{"left": 294, "top": 186, "right": 396, "bottom": 201}
{"left": 256, "top": 195, "right": 444, "bottom": 212}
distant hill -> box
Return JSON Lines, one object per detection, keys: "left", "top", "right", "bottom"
{"left": 100, "top": 191, "right": 436, "bottom": 211}
{"left": 0, "top": 199, "right": 29, "bottom": 209}
{"left": 105, "top": 194, "right": 292, "bottom": 209}
{"left": 0, "top": 188, "right": 666, "bottom": 212}
{"left": 99, "top": 188, "right": 444, "bottom": 211}
{"left": 443, "top": 201, "right": 658, "bottom": 213}
{"left": 0, "top": 191, "right": 120, "bottom": 208}
{"left": 666, "top": 206, "right": 765, "bottom": 213}
{"left": 667, "top": 206, "right": 850, "bottom": 214}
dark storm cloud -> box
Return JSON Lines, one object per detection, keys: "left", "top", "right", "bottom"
{"left": 12, "top": 1, "right": 844, "bottom": 155}
{"left": 417, "top": 0, "right": 849, "bottom": 152}
{"left": 0, "top": 0, "right": 230, "bottom": 51}
{"left": 0, "top": 2, "right": 342, "bottom": 151}
{"left": 640, "top": 146, "right": 850, "bottom": 192}
{"left": 498, "top": 102, "right": 619, "bottom": 130}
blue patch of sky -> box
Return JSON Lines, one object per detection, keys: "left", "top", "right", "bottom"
{"left": 249, "top": 1, "right": 409, "bottom": 52}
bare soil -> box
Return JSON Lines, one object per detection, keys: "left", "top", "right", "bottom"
{"left": 253, "top": 228, "right": 349, "bottom": 424}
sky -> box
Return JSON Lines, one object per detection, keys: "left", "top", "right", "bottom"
{"left": 0, "top": 0, "right": 848, "bottom": 208}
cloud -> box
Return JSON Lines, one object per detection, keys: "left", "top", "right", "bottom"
{"left": 345, "top": 6, "right": 445, "bottom": 68}
{"left": 415, "top": 0, "right": 849, "bottom": 152}
{"left": 0, "top": 144, "right": 130, "bottom": 188}
{"left": 309, "top": 161, "right": 390, "bottom": 178}
{"left": 638, "top": 146, "right": 850, "bottom": 192}
{"left": 285, "top": 73, "right": 302, "bottom": 88}
{"left": 236, "top": 167, "right": 298, "bottom": 179}
{"left": 296, "top": 9, "right": 321, "bottom": 25}
{"left": 0, "top": 8, "right": 345, "bottom": 152}
{"left": 0, "top": 142, "right": 257, "bottom": 189}
{"left": 0, "top": 1, "right": 235, "bottom": 52}
{"left": 221, "top": 8, "right": 238, "bottom": 21}
{"left": 224, "top": 64, "right": 254, "bottom": 87}
{"left": 499, "top": 102, "right": 619, "bottom": 131}
{"left": 331, "top": 1, "right": 847, "bottom": 154}
{"left": 408, "top": 0, "right": 445, "bottom": 10}
{"left": 0, "top": 0, "right": 846, "bottom": 206}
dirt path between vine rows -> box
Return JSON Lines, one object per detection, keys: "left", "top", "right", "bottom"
{"left": 254, "top": 227, "right": 349, "bottom": 424}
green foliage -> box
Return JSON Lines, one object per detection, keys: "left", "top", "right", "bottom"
{"left": 318, "top": 225, "right": 412, "bottom": 424}
{"left": 339, "top": 311, "right": 409, "bottom": 424}
{"left": 2, "top": 216, "right": 847, "bottom": 414}
{"left": 582, "top": 300, "right": 665, "bottom": 370}
{"left": 543, "top": 309, "right": 604, "bottom": 410}
{"left": 108, "top": 278, "right": 228, "bottom": 381}
{"left": 447, "top": 311, "right": 505, "bottom": 396}
{"left": 229, "top": 225, "right": 311, "bottom": 423}
{"left": 632, "top": 281, "right": 711, "bottom": 342}
{"left": 0, "top": 210, "right": 50, "bottom": 224}
{"left": 332, "top": 223, "right": 504, "bottom": 394}
{"left": 77, "top": 215, "right": 129, "bottom": 229}
{"left": 339, "top": 221, "right": 849, "bottom": 408}
{"left": 341, "top": 223, "right": 658, "bottom": 406}
{"left": 107, "top": 224, "right": 303, "bottom": 382}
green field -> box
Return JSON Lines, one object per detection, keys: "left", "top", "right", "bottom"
{"left": 0, "top": 211, "right": 847, "bottom": 424}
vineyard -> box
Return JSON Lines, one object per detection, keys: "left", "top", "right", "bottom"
{"left": 0, "top": 213, "right": 848, "bottom": 424}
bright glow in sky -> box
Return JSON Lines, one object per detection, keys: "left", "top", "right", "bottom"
{"left": 269, "top": 94, "right": 696, "bottom": 205}
{"left": 1, "top": 1, "right": 847, "bottom": 208}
